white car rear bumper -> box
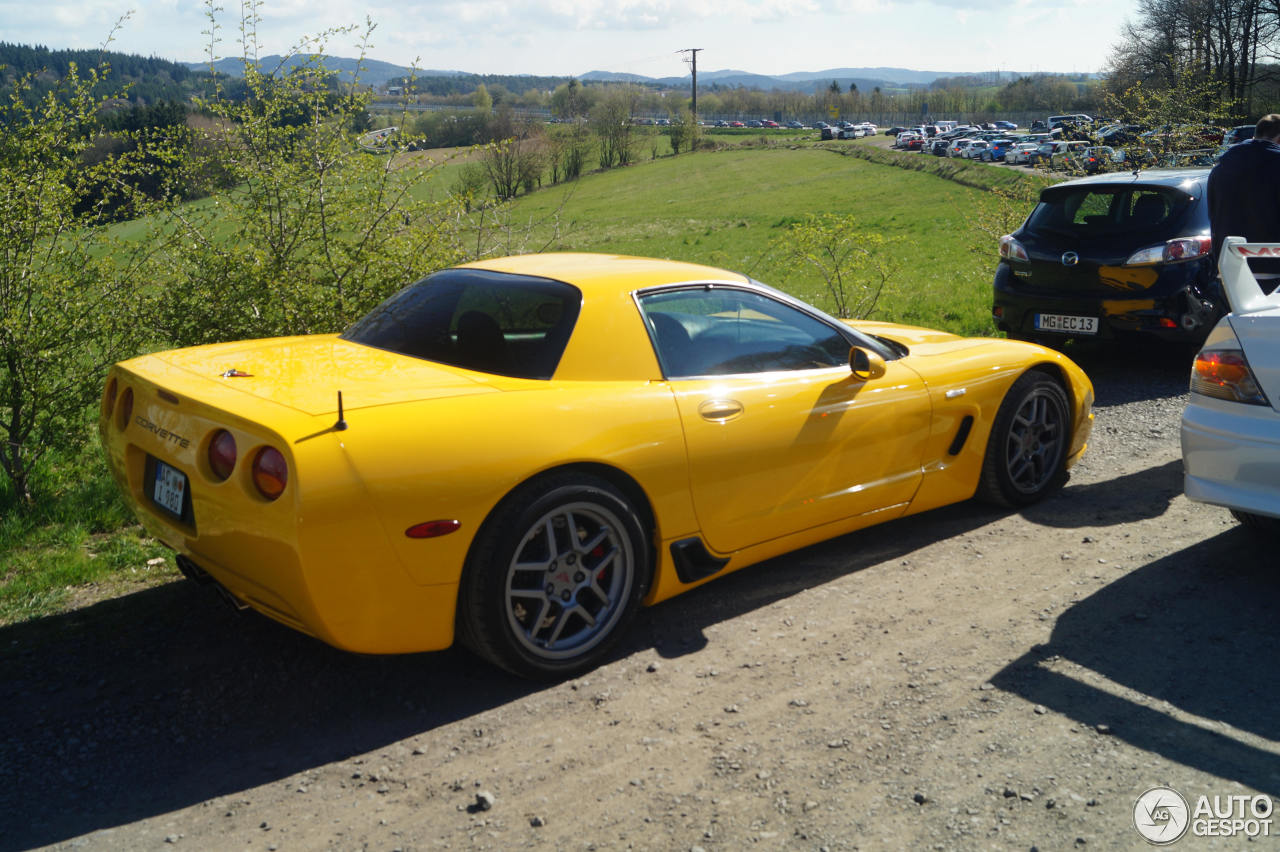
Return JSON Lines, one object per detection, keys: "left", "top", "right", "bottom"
{"left": 1181, "top": 395, "right": 1280, "bottom": 519}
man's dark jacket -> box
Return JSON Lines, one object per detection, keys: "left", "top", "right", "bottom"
{"left": 1208, "top": 137, "right": 1280, "bottom": 275}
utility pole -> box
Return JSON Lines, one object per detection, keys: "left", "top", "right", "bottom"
{"left": 678, "top": 48, "right": 702, "bottom": 119}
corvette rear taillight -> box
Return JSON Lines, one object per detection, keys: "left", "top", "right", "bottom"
{"left": 103, "top": 377, "right": 118, "bottom": 417}
{"left": 252, "top": 447, "right": 288, "bottom": 500}
{"left": 117, "top": 387, "right": 133, "bottom": 430}
{"left": 208, "top": 430, "right": 237, "bottom": 481}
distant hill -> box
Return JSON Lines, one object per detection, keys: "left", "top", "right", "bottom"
{"left": 185, "top": 55, "right": 462, "bottom": 88}
{"left": 581, "top": 66, "right": 966, "bottom": 91}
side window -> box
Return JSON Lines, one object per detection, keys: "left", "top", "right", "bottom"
{"left": 638, "top": 288, "right": 850, "bottom": 378}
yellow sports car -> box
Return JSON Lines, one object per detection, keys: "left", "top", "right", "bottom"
{"left": 100, "top": 253, "right": 1093, "bottom": 678}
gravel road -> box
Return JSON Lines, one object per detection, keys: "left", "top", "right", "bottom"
{"left": 3, "top": 344, "right": 1276, "bottom": 852}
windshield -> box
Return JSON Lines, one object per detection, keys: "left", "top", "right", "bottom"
{"left": 341, "top": 269, "right": 582, "bottom": 379}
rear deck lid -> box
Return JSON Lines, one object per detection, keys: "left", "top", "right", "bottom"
{"left": 146, "top": 335, "right": 497, "bottom": 415}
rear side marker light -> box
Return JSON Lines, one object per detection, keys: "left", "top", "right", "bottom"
{"left": 208, "top": 430, "right": 237, "bottom": 481}
{"left": 405, "top": 520, "right": 462, "bottom": 539}
{"left": 252, "top": 447, "right": 288, "bottom": 500}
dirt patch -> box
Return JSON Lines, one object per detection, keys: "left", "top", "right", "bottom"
{"left": 3, "top": 347, "right": 1276, "bottom": 851}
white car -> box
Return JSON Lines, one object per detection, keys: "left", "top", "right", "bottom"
{"left": 1008, "top": 142, "right": 1041, "bottom": 165}
{"left": 1181, "top": 237, "right": 1280, "bottom": 532}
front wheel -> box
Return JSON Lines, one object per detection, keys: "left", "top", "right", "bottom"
{"left": 457, "top": 473, "right": 651, "bottom": 680}
{"left": 977, "top": 372, "right": 1071, "bottom": 507}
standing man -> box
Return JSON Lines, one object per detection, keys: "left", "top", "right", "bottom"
{"left": 1208, "top": 114, "right": 1280, "bottom": 289}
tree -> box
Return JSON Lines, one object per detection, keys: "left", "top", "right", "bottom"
{"left": 473, "top": 83, "right": 493, "bottom": 115}
{"left": 665, "top": 106, "right": 699, "bottom": 154}
{"left": 770, "top": 215, "right": 896, "bottom": 320}
{"left": 0, "top": 60, "right": 162, "bottom": 501}
{"left": 151, "top": 2, "right": 469, "bottom": 346}
{"left": 591, "top": 85, "right": 639, "bottom": 168}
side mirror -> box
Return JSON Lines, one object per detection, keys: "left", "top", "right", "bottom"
{"left": 849, "top": 346, "right": 887, "bottom": 381}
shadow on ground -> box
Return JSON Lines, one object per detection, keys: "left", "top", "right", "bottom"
{"left": 991, "top": 528, "right": 1280, "bottom": 798}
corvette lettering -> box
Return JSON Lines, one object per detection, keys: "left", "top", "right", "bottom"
{"left": 135, "top": 416, "right": 191, "bottom": 449}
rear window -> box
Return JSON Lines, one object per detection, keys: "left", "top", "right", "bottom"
{"left": 342, "top": 269, "right": 582, "bottom": 379}
{"left": 1024, "top": 185, "right": 1196, "bottom": 237}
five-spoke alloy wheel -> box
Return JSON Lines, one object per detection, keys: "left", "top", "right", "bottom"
{"left": 459, "top": 473, "right": 651, "bottom": 680}
{"left": 978, "top": 372, "right": 1071, "bottom": 507}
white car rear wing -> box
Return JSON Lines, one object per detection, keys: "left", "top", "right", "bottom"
{"left": 1220, "top": 236, "right": 1280, "bottom": 314}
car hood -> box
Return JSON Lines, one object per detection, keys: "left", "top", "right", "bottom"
{"left": 135, "top": 334, "right": 499, "bottom": 416}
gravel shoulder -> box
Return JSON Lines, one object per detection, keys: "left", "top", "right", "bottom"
{"left": 3, "top": 346, "right": 1277, "bottom": 852}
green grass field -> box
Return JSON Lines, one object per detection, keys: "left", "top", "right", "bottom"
{"left": 505, "top": 145, "right": 1006, "bottom": 335}
{"left": 0, "top": 141, "right": 1040, "bottom": 624}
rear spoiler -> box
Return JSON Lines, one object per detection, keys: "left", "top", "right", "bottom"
{"left": 1219, "top": 237, "right": 1280, "bottom": 314}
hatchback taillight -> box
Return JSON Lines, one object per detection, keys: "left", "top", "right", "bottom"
{"left": 1125, "top": 235, "right": 1212, "bottom": 265}
{"left": 999, "top": 234, "right": 1029, "bottom": 261}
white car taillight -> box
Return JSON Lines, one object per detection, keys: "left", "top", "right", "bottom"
{"left": 1191, "top": 342, "right": 1269, "bottom": 406}
{"left": 1124, "top": 235, "right": 1212, "bottom": 266}
{"left": 999, "top": 234, "right": 1029, "bottom": 261}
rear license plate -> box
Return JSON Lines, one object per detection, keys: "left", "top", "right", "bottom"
{"left": 152, "top": 460, "right": 188, "bottom": 519}
{"left": 1035, "top": 313, "right": 1098, "bottom": 334}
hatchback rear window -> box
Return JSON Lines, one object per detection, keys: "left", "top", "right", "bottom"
{"left": 342, "top": 269, "right": 582, "bottom": 379}
{"left": 1025, "top": 185, "right": 1194, "bottom": 236}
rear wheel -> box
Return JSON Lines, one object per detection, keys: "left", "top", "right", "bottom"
{"left": 458, "top": 473, "right": 651, "bottom": 680}
{"left": 977, "top": 372, "right": 1071, "bottom": 507}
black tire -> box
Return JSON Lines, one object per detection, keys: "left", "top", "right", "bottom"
{"left": 1230, "top": 509, "right": 1280, "bottom": 535}
{"left": 977, "top": 372, "right": 1071, "bottom": 507}
{"left": 457, "top": 473, "right": 652, "bottom": 680}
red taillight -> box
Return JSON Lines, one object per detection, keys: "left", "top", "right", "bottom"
{"left": 208, "top": 430, "right": 237, "bottom": 482}
{"left": 117, "top": 387, "right": 133, "bottom": 430}
{"left": 252, "top": 447, "right": 288, "bottom": 500}
{"left": 1191, "top": 349, "right": 1268, "bottom": 405}
{"left": 103, "top": 377, "right": 118, "bottom": 417}
{"left": 999, "top": 234, "right": 1029, "bottom": 261}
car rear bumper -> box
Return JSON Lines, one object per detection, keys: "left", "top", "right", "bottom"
{"left": 992, "top": 263, "right": 1222, "bottom": 342}
{"left": 1182, "top": 395, "right": 1280, "bottom": 519}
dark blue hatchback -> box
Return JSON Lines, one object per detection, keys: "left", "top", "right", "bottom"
{"left": 992, "top": 169, "right": 1224, "bottom": 344}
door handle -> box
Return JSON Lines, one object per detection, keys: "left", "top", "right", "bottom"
{"left": 698, "top": 399, "right": 743, "bottom": 421}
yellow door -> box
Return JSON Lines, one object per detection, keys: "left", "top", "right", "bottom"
{"left": 639, "top": 285, "right": 932, "bottom": 555}
{"left": 671, "top": 364, "right": 930, "bottom": 554}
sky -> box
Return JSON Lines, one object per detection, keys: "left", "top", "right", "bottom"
{"left": 1, "top": 0, "right": 1138, "bottom": 79}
